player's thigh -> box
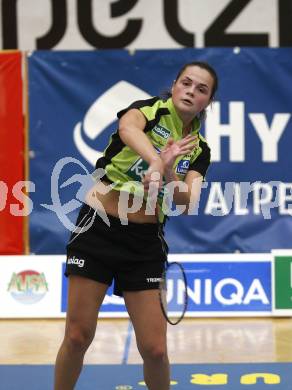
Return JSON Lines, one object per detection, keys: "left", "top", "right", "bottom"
{"left": 124, "top": 290, "right": 167, "bottom": 346}
{"left": 66, "top": 275, "right": 108, "bottom": 329}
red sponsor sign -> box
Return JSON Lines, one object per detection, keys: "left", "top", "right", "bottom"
{"left": 0, "top": 51, "right": 24, "bottom": 254}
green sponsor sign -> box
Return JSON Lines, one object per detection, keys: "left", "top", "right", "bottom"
{"left": 127, "top": 158, "right": 148, "bottom": 182}
{"left": 274, "top": 255, "right": 292, "bottom": 309}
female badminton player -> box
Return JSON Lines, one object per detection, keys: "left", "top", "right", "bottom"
{"left": 54, "top": 60, "right": 218, "bottom": 390}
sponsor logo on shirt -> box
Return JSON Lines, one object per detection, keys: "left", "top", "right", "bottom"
{"left": 176, "top": 159, "right": 190, "bottom": 175}
{"left": 127, "top": 158, "right": 149, "bottom": 181}
{"left": 153, "top": 125, "right": 170, "bottom": 140}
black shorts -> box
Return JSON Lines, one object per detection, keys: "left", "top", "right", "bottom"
{"left": 65, "top": 204, "right": 168, "bottom": 296}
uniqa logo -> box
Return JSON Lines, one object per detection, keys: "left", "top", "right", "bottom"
{"left": 7, "top": 270, "right": 49, "bottom": 304}
{"left": 73, "top": 81, "right": 151, "bottom": 166}
{"left": 166, "top": 278, "right": 270, "bottom": 306}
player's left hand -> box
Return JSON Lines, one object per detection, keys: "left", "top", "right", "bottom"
{"left": 161, "top": 134, "right": 199, "bottom": 170}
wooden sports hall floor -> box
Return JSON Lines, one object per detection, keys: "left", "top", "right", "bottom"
{"left": 1, "top": 317, "right": 292, "bottom": 365}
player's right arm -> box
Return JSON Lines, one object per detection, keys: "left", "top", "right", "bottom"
{"left": 118, "top": 109, "right": 164, "bottom": 190}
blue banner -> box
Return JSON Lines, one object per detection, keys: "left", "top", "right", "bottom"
{"left": 28, "top": 48, "right": 292, "bottom": 254}
{"left": 183, "top": 260, "right": 271, "bottom": 313}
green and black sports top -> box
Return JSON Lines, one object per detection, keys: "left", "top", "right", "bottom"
{"left": 95, "top": 96, "right": 211, "bottom": 223}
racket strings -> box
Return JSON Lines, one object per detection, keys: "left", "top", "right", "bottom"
{"left": 159, "top": 262, "right": 188, "bottom": 325}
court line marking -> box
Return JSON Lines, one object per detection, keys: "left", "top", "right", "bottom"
{"left": 122, "top": 320, "right": 133, "bottom": 365}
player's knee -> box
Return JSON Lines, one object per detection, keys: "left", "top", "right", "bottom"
{"left": 65, "top": 324, "right": 94, "bottom": 352}
{"left": 139, "top": 341, "right": 167, "bottom": 362}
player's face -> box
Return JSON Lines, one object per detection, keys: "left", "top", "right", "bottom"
{"left": 171, "top": 65, "right": 214, "bottom": 121}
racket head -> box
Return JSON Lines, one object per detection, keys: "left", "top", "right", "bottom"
{"left": 159, "top": 261, "right": 188, "bottom": 325}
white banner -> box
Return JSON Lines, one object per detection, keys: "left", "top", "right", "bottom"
{"left": 1, "top": 0, "right": 291, "bottom": 50}
{"left": 0, "top": 255, "right": 64, "bottom": 318}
